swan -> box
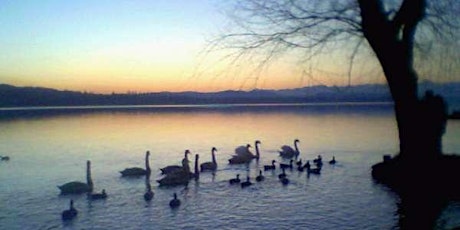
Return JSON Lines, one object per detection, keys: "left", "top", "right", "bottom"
{"left": 229, "top": 174, "right": 241, "bottom": 184}
{"left": 160, "top": 150, "right": 190, "bottom": 175}
{"left": 200, "top": 147, "right": 217, "bottom": 172}
{"left": 61, "top": 200, "right": 78, "bottom": 221}
{"left": 241, "top": 176, "right": 253, "bottom": 188}
{"left": 278, "top": 168, "right": 287, "bottom": 179}
{"left": 228, "top": 140, "right": 261, "bottom": 164}
{"left": 279, "top": 139, "right": 300, "bottom": 159}
{"left": 169, "top": 193, "right": 181, "bottom": 208}
{"left": 144, "top": 174, "right": 154, "bottom": 201}
{"left": 120, "top": 151, "right": 151, "bottom": 177}
{"left": 329, "top": 156, "right": 336, "bottom": 164}
{"left": 58, "top": 160, "right": 93, "bottom": 194}
{"left": 264, "top": 160, "right": 276, "bottom": 171}
{"left": 280, "top": 159, "right": 294, "bottom": 170}
{"left": 157, "top": 153, "right": 198, "bottom": 186}
{"left": 88, "top": 189, "right": 107, "bottom": 200}
{"left": 256, "top": 170, "right": 265, "bottom": 182}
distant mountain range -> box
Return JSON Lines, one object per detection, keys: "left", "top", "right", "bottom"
{"left": 1, "top": 81, "right": 459, "bottom": 107}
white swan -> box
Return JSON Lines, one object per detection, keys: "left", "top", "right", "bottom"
{"left": 228, "top": 140, "right": 261, "bottom": 164}
{"left": 160, "top": 150, "right": 190, "bottom": 175}
{"left": 58, "top": 160, "right": 93, "bottom": 194}
{"left": 120, "top": 151, "right": 151, "bottom": 177}
{"left": 279, "top": 139, "right": 300, "bottom": 159}
{"left": 200, "top": 147, "right": 217, "bottom": 172}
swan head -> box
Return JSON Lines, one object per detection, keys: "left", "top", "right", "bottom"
{"left": 146, "top": 151, "right": 150, "bottom": 157}
{"left": 212, "top": 147, "right": 217, "bottom": 152}
{"left": 246, "top": 144, "right": 251, "bottom": 148}
{"left": 255, "top": 140, "right": 261, "bottom": 145}
{"left": 272, "top": 160, "right": 276, "bottom": 163}
{"left": 294, "top": 139, "right": 300, "bottom": 143}
{"left": 236, "top": 174, "right": 240, "bottom": 179}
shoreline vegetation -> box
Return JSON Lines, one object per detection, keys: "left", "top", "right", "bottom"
{"left": 1, "top": 81, "right": 459, "bottom": 108}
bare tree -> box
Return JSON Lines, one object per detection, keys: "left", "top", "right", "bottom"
{"left": 212, "top": 0, "right": 459, "bottom": 160}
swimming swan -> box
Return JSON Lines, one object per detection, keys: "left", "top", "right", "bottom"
{"left": 279, "top": 139, "right": 300, "bottom": 159}
{"left": 58, "top": 160, "right": 93, "bottom": 195}
{"left": 160, "top": 150, "right": 190, "bottom": 175}
{"left": 120, "top": 151, "right": 151, "bottom": 177}
{"left": 157, "top": 153, "right": 198, "bottom": 186}
{"left": 200, "top": 147, "right": 217, "bottom": 172}
{"left": 228, "top": 140, "right": 261, "bottom": 164}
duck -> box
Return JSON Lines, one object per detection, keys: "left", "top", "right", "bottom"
{"left": 241, "top": 176, "right": 253, "bottom": 188}
{"left": 280, "top": 159, "right": 294, "bottom": 170}
{"left": 329, "top": 156, "right": 336, "bottom": 164}
{"left": 144, "top": 188, "right": 154, "bottom": 201}
{"left": 144, "top": 174, "right": 154, "bottom": 201}
{"left": 313, "top": 155, "right": 323, "bottom": 166}
{"left": 255, "top": 170, "right": 265, "bottom": 182}
{"left": 297, "top": 164, "right": 304, "bottom": 172}
{"left": 160, "top": 150, "right": 190, "bottom": 175}
{"left": 169, "top": 193, "right": 181, "bottom": 208}
{"left": 264, "top": 160, "right": 276, "bottom": 171}
{"left": 88, "top": 189, "right": 107, "bottom": 200}
{"left": 1, "top": 156, "right": 10, "bottom": 161}
{"left": 120, "top": 151, "right": 151, "bottom": 177}
{"left": 229, "top": 174, "right": 241, "bottom": 184}
{"left": 303, "top": 161, "right": 311, "bottom": 170}
{"left": 296, "top": 158, "right": 303, "bottom": 167}
{"left": 58, "top": 160, "right": 94, "bottom": 194}
{"left": 200, "top": 147, "right": 217, "bottom": 172}
{"left": 307, "top": 167, "right": 321, "bottom": 175}
{"left": 279, "top": 139, "right": 300, "bottom": 159}
{"left": 157, "top": 153, "right": 198, "bottom": 186}
{"left": 228, "top": 140, "right": 261, "bottom": 164}
{"left": 280, "top": 177, "right": 290, "bottom": 185}
{"left": 61, "top": 200, "right": 78, "bottom": 221}
{"left": 278, "top": 168, "right": 287, "bottom": 179}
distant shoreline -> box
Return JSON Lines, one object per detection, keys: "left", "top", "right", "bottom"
{"left": 0, "top": 101, "right": 394, "bottom": 111}
{"left": 1, "top": 82, "right": 459, "bottom": 109}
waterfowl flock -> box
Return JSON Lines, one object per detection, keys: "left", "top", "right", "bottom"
{"left": 54, "top": 139, "right": 339, "bottom": 222}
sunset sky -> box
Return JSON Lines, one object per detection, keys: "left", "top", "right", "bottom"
{"left": 0, "top": 1, "right": 457, "bottom": 93}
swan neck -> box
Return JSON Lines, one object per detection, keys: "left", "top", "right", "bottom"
{"left": 86, "top": 161, "right": 93, "bottom": 191}
{"left": 212, "top": 151, "right": 216, "bottom": 164}
{"left": 255, "top": 142, "right": 260, "bottom": 159}
{"left": 194, "top": 154, "right": 199, "bottom": 179}
{"left": 294, "top": 141, "right": 299, "bottom": 154}
{"left": 145, "top": 152, "right": 151, "bottom": 173}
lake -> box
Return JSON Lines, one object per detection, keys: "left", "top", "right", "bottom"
{"left": 1, "top": 103, "right": 459, "bottom": 229}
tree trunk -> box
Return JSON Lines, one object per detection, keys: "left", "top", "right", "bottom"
{"left": 357, "top": 0, "right": 447, "bottom": 161}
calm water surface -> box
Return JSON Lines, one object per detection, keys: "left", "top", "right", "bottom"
{"left": 0, "top": 103, "right": 459, "bottom": 229}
